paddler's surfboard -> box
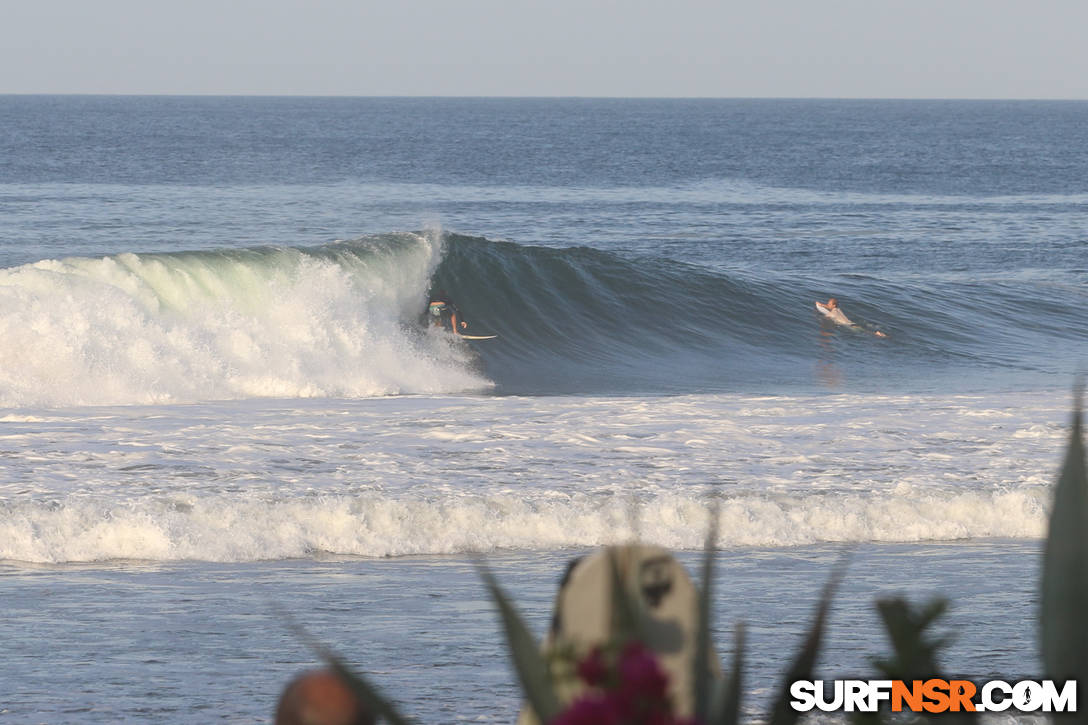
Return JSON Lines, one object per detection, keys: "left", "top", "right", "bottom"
{"left": 457, "top": 334, "right": 497, "bottom": 340}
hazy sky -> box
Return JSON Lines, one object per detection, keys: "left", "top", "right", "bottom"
{"left": 3, "top": 0, "right": 1087, "bottom": 98}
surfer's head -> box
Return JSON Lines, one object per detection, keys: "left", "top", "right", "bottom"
{"left": 826, "top": 297, "right": 838, "bottom": 309}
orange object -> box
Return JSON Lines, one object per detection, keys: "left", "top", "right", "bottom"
{"left": 275, "top": 669, "right": 374, "bottom": 725}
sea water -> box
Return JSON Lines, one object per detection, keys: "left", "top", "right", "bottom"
{"left": 1, "top": 96, "right": 1086, "bottom": 722}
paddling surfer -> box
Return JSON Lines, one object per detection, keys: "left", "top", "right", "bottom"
{"left": 817, "top": 297, "right": 887, "bottom": 338}
{"left": 820, "top": 297, "right": 853, "bottom": 326}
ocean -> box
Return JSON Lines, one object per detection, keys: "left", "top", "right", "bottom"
{"left": 1, "top": 96, "right": 1085, "bottom": 722}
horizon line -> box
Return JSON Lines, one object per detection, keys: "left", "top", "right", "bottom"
{"left": 2, "top": 92, "right": 1087, "bottom": 102}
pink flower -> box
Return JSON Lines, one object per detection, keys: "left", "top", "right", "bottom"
{"left": 576, "top": 647, "right": 610, "bottom": 687}
{"left": 552, "top": 693, "right": 623, "bottom": 725}
{"left": 554, "top": 641, "right": 691, "bottom": 725}
{"left": 618, "top": 642, "right": 669, "bottom": 702}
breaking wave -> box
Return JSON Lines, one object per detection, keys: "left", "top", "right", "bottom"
{"left": 1, "top": 230, "right": 1085, "bottom": 406}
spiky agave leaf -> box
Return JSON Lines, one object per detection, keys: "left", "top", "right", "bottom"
{"left": 478, "top": 563, "right": 562, "bottom": 723}
{"left": 870, "top": 596, "right": 976, "bottom": 725}
{"left": 281, "top": 615, "right": 414, "bottom": 725}
{"left": 766, "top": 560, "right": 845, "bottom": 725}
{"left": 606, "top": 547, "right": 650, "bottom": 644}
{"left": 871, "top": 596, "right": 952, "bottom": 679}
{"left": 694, "top": 502, "right": 720, "bottom": 723}
{"left": 321, "top": 649, "right": 415, "bottom": 725}
{"left": 707, "top": 623, "right": 745, "bottom": 725}
{"left": 1041, "top": 386, "right": 1088, "bottom": 682}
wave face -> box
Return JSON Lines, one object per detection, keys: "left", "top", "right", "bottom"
{"left": 2, "top": 231, "right": 1085, "bottom": 407}
{"left": 0, "top": 232, "right": 488, "bottom": 407}
{"left": 434, "top": 233, "right": 1087, "bottom": 394}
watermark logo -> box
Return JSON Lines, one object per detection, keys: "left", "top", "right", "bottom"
{"left": 789, "top": 679, "right": 1076, "bottom": 713}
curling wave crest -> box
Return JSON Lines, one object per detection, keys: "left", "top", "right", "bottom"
{"left": 0, "top": 232, "right": 489, "bottom": 407}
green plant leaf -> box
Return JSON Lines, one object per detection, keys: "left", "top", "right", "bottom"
{"left": 708, "top": 623, "right": 745, "bottom": 725}
{"left": 767, "top": 560, "right": 845, "bottom": 725}
{"left": 321, "top": 650, "right": 415, "bottom": 725}
{"left": 694, "top": 502, "right": 720, "bottom": 723}
{"left": 1041, "top": 386, "right": 1088, "bottom": 682}
{"left": 281, "top": 614, "right": 414, "bottom": 725}
{"left": 871, "top": 596, "right": 951, "bottom": 679}
{"left": 606, "top": 547, "right": 649, "bottom": 644}
{"left": 478, "top": 563, "right": 562, "bottom": 723}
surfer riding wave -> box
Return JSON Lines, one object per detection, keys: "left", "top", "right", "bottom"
{"left": 426, "top": 290, "right": 498, "bottom": 340}
{"left": 428, "top": 290, "right": 468, "bottom": 333}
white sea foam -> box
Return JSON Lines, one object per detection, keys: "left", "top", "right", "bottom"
{"left": 0, "top": 232, "right": 489, "bottom": 407}
{"left": 0, "top": 485, "right": 1049, "bottom": 564}
{"left": 0, "top": 390, "right": 1071, "bottom": 563}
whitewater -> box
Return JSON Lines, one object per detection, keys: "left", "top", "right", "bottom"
{"left": 0, "top": 391, "right": 1061, "bottom": 564}
{"left": 0, "top": 232, "right": 490, "bottom": 407}
{"left": 0, "top": 226, "right": 1072, "bottom": 566}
